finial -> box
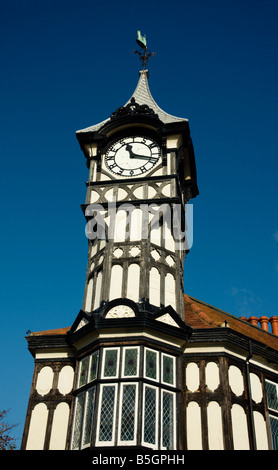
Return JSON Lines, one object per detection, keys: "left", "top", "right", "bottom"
{"left": 133, "top": 30, "right": 156, "bottom": 70}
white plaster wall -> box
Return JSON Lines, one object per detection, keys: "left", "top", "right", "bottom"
{"left": 186, "top": 362, "right": 199, "bottom": 392}
{"left": 163, "top": 223, "right": 175, "bottom": 252}
{"left": 130, "top": 208, "right": 142, "bottom": 241}
{"left": 250, "top": 373, "right": 263, "bottom": 403}
{"left": 57, "top": 365, "right": 74, "bottom": 395}
{"left": 206, "top": 362, "right": 219, "bottom": 392}
{"left": 127, "top": 263, "right": 140, "bottom": 302}
{"left": 36, "top": 366, "right": 53, "bottom": 396}
{"left": 164, "top": 273, "right": 176, "bottom": 310}
{"left": 253, "top": 411, "right": 269, "bottom": 450}
{"left": 114, "top": 209, "right": 127, "bottom": 242}
{"left": 231, "top": 404, "right": 250, "bottom": 449}
{"left": 207, "top": 401, "right": 224, "bottom": 450}
{"left": 49, "top": 402, "right": 70, "bottom": 450}
{"left": 149, "top": 267, "right": 160, "bottom": 307}
{"left": 186, "top": 401, "right": 202, "bottom": 450}
{"left": 85, "top": 278, "right": 93, "bottom": 312}
{"left": 228, "top": 365, "right": 244, "bottom": 396}
{"left": 26, "top": 403, "right": 48, "bottom": 450}
{"left": 109, "top": 265, "right": 123, "bottom": 300}
{"left": 93, "top": 270, "right": 102, "bottom": 309}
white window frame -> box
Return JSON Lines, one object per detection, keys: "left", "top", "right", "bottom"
{"left": 96, "top": 383, "right": 118, "bottom": 447}
{"left": 121, "top": 346, "right": 140, "bottom": 378}
{"left": 117, "top": 382, "right": 139, "bottom": 446}
{"left": 142, "top": 383, "right": 159, "bottom": 449}
{"left": 161, "top": 389, "right": 176, "bottom": 450}
{"left": 81, "top": 386, "right": 96, "bottom": 449}
{"left": 70, "top": 392, "right": 85, "bottom": 450}
{"left": 144, "top": 347, "right": 159, "bottom": 382}
{"left": 266, "top": 379, "right": 278, "bottom": 412}
{"left": 101, "top": 347, "right": 120, "bottom": 379}
{"left": 161, "top": 352, "right": 176, "bottom": 387}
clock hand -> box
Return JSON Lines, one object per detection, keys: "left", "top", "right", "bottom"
{"left": 125, "top": 143, "right": 155, "bottom": 161}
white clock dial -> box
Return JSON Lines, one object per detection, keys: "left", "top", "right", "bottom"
{"left": 105, "top": 136, "right": 161, "bottom": 177}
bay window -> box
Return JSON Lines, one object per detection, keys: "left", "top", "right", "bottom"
{"left": 71, "top": 346, "right": 177, "bottom": 450}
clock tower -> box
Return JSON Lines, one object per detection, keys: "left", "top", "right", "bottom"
{"left": 21, "top": 35, "right": 198, "bottom": 451}
{"left": 76, "top": 64, "right": 198, "bottom": 323}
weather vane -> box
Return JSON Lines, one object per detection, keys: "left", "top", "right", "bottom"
{"left": 133, "top": 31, "right": 156, "bottom": 69}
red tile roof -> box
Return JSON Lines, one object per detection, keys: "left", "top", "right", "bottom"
{"left": 29, "top": 326, "right": 71, "bottom": 336}
{"left": 184, "top": 294, "right": 278, "bottom": 351}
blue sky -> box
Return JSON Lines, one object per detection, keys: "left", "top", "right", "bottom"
{"left": 0, "top": 0, "right": 277, "bottom": 448}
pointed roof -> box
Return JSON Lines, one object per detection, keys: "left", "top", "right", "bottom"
{"left": 76, "top": 70, "right": 187, "bottom": 135}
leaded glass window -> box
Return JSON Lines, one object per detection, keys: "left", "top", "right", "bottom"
{"left": 145, "top": 348, "right": 158, "bottom": 381}
{"left": 266, "top": 379, "right": 278, "bottom": 449}
{"left": 162, "top": 353, "right": 175, "bottom": 386}
{"left": 266, "top": 380, "right": 278, "bottom": 412}
{"left": 123, "top": 347, "right": 139, "bottom": 377}
{"left": 97, "top": 384, "right": 117, "bottom": 444}
{"left": 102, "top": 348, "right": 119, "bottom": 378}
{"left": 89, "top": 351, "right": 99, "bottom": 382}
{"left": 270, "top": 416, "right": 278, "bottom": 450}
{"left": 82, "top": 387, "right": 96, "bottom": 447}
{"left": 71, "top": 392, "right": 85, "bottom": 450}
{"left": 71, "top": 346, "right": 177, "bottom": 449}
{"left": 78, "top": 357, "right": 89, "bottom": 387}
{"left": 162, "top": 390, "right": 175, "bottom": 449}
{"left": 118, "top": 383, "right": 138, "bottom": 444}
{"left": 143, "top": 385, "right": 158, "bottom": 447}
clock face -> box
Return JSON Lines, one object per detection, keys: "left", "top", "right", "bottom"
{"left": 105, "top": 136, "right": 161, "bottom": 177}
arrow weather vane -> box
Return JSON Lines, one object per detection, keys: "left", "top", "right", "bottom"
{"left": 133, "top": 31, "right": 156, "bottom": 69}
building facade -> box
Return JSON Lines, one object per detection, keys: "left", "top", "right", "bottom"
{"left": 21, "top": 49, "right": 278, "bottom": 451}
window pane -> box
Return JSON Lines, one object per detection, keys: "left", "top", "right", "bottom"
{"left": 143, "top": 386, "right": 157, "bottom": 445}
{"left": 89, "top": 351, "right": 99, "bottom": 382}
{"left": 103, "top": 349, "right": 118, "bottom": 378}
{"left": 162, "top": 354, "right": 174, "bottom": 385}
{"left": 78, "top": 356, "right": 89, "bottom": 387}
{"left": 98, "top": 385, "right": 116, "bottom": 442}
{"left": 123, "top": 348, "right": 139, "bottom": 377}
{"left": 162, "top": 391, "right": 175, "bottom": 449}
{"left": 266, "top": 381, "right": 278, "bottom": 411}
{"left": 120, "top": 384, "right": 137, "bottom": 442}
{"left": 82, "top": 387, "right": 96, "bottom": 447}
{"left": 145, "top": 349, "right": 157, "bottom": 380}
{"left": 270, "top": 416, "right": 278, "bottom": 450}
{"left": 71, "top": 392, "right": 85, "bottom": 449}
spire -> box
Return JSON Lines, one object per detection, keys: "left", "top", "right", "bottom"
{"left": 76, "top": 33, "right": 187, "bottom": 135}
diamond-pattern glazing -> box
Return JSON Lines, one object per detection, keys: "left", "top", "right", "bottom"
{"left": 98, "top": 385, "right": 116, "bottom": 442}
{"left": 144, "top": 386, "right": 157, "bottom": 445}
{"left": 82, "top": 387, "right": 96, "bottom": 446}
{"left": 162, "top": 391, "right": 174, "bottom": 449}
{"left": 270, "top": 416, "right": 278, "bottom": 450}
{"left": 120, "top": 384, "right": 136, "bottom": 441}
{"left": 71, "top": 393, "right": 85, "bottom": 449}
{"left": 266, "top": 381, "right": 278, "bottom": 411}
